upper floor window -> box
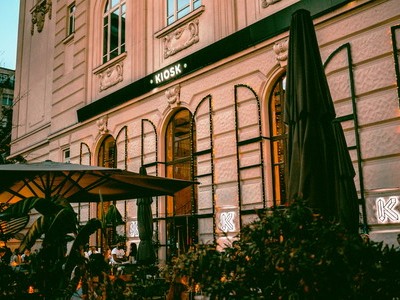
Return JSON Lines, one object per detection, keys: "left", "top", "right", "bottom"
{"left": 63, "top": 148, "right": 70, "bottom": 163}
{"left": 103, "top": 0, "right": 126, "bottom": 63}
{"left": 67, "top": 3, "right": 76, "bottom": 36}
{"left": 167, "top": 0, "right": 202, "bottom": 25}
{"left": 2, "top": 94, "right": 13, "bottom": 107}
{"left": 269, "top": 74, "right": 287, "bottom": 207}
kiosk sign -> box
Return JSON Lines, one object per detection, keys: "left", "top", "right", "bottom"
{"left": 150, "top": 62, "right": 187, "bottom": 85}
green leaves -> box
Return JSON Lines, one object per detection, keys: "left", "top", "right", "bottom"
{"left": 163, "top": 200, "right": 400, "bottom": 299}
{"left": 0, "top": 196, "right": 78, "bottom": 252}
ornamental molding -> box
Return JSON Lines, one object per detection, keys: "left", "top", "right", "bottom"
{"left": 273, "top": 38, "right": 289, "bottom": 67}
{"left": 98, "top": 62, "right": 124, "bottom": 92}
{"left": 261, "top": 0, "right": 281, "bottom": 8}
{"left": 31, "top": 0, "right": 52, "bottom": 35}
{"left": 96, "top": 115, "right": 109, "bottom": 135}
{"left": 163, "top": 19, "right": 200, "bottom": 58}
{"left": 165, "top": 85, "right": 181, "bottom": 108}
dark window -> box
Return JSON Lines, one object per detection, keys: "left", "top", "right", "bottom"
{"left": 67, "top": 3, "right": 76, "bottom": 36}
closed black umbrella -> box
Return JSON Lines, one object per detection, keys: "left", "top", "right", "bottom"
{"left": 136, "top": 166, "right": 156, "bottom": 265}
{"left": 284, "top": 9, "right": 358, "bottom": 232}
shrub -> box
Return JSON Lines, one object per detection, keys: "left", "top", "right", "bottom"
{"left": 163, "top": 200, "right": 400, "bottom": 299}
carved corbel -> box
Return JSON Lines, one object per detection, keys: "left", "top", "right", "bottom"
{"left": 273, "top": 39, "right": 289, "bottom": 67}
{"left": 165, "top": 85, "right": 181, "bottom": 108}
{"left": 31, "top": 0, "right": 52, "bottom": 35}
{"left": 97, "top": 115, "right": 109, "bottom": 135}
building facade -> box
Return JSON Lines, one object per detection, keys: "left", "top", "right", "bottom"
{"left": 0, "top": 67, "right": 15, "bottom": 163}
{"left": 11, "top": 0, "right": 400, "bottom": 261}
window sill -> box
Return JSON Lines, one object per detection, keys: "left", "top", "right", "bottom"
{"left": 63, "top": 33, "right": 75, "bottom": 44}
{"left": 93, "top": 52, "right": 127, "bottom": 75}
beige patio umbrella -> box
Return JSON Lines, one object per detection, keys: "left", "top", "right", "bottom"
{"left": 0, "top": 160, "right": 197, "bottom": 205}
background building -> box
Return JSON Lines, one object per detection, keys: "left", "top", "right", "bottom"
{"left": 10, "top": 0, "right": 400, "bottom": 261}
{"left": 0, "top": 67, "right": 15, "bottom": 163}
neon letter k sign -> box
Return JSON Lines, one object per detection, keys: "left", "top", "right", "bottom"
{"left": 376, "top": 196, "right": 400, "bottom": 223}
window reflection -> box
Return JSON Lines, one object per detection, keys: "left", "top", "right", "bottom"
{"left": 270, "top": 74, "right": 287, "bottom": 206}
{"left": 167, "top": 0, "right": 202, "bottom": 25}
{"left": 165, "top": 109, "right": 197, "bottom": 259}
{"left": 103, "top": 0, "right": 126, "bottom": 63}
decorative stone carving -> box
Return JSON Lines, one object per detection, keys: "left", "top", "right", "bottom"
{"left": 31, "top": 0, "right": 52, "bottom": 35}
{"left": 98, "top": 62, "right": 123, "bottom": 92}
{"left": 165, "top": 85, "right": 181, "bottom": 108}
{"left": 163, "top": 19, "right": 200, "bottom": 58}
{"left": 97, "top": 115, "right": 109, "bottom": 135}
{"left": 273, "top": 39, "right": 289, "bottom": 67}
{"left": 261, "top": 0, "right": 281, "bottom": 8}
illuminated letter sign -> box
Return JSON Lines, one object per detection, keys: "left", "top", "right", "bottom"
{"left": 376, "top": 196, "right": 400, "bottom": 223}
{"left": 150, "top": 63, "right": 187, "bottom": 85}
{"left": 128, "top": 220, "right": 139, "bottom": 237}
{"left": 219, "top": 211, "right": 236, "bottom": 232}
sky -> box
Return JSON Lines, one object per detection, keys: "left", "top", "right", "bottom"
{"left": 0, "top": 0, "right": 20, "bottom": 70}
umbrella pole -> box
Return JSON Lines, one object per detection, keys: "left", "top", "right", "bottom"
{"left": 99, "top": 191, "right": 106, "bottom": 254}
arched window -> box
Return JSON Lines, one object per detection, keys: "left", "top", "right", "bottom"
{"left": 269, "top": 74, "right": 287, "bottom": 206}
{"left": 97, "top": 134, "right": 117, "bottom": 246}
{"left": 103, "top": 0, "right": 126, "bottom": 63}
{"left": 165, "top": 109, "right": 197, "bottom": 259}
{"left": 98, "top": 134, "right": 116, "bottom": 168}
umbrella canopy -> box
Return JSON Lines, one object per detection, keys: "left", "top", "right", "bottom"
{"left": 284, "top": 9, "right": 358, "bottom": 232}
{"left": 0, "top": 160, "right": 197, "bottom": 204}
{"left": 136, "top": 166, "right": 156, "bottom": 265}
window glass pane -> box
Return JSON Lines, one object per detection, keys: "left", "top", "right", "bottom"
{"left": 167, "top": 0, "right": 201, "bottom": 25}
{"left": 110, "top": 9, "right": 119, "bottom": 55}
{"left": 177, "top": 7, "right": 190, "bottom": 19}
{"left": 121, "top": 5, "right": 126, "bottom": 48}
{"left": 111, "top": 0, "right": 119, "bottom": 9}
{"left": 103, "top": 1, "right": 125, "bottom": 63}
{"left": 177, "top": 0, "right": 190, "bottom": 11}
{"left": 104, "top": 0, "right": 109, "bottom": 13}
{"left": 2, "top": 95, "right": 13, "bottom": 106}
{"left": 68, "top": 4, "right": 75, "bottom": 35}
{"left": 167, "top": 0, "right": 174, "bottom": 16}
{"left": 193, "top": 0, "right": 201, "bottom": 9}
{"left": 103, "top": 17, "right": 108, "bottom": 62}
{"left": 103, "top": 18, "right": 108, "bottom": 62}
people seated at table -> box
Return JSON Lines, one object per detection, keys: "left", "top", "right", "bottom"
{"left": 10, "top": 249, "right": 21, "bottom": 269}
{"left": 128, "top": 242, "right": 137, "bottom": 264}
{"left": 110, "top": 241, "right": 128, "bottom": 265}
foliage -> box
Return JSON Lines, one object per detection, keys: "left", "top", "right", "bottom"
{"left": 163, "top": 200, "right": 400, "bottom": 299}
{"left": 0, "top": 197, "right": 106, "bottom": 297}
{"left": 0, "top": 196, "right": 77, "bottom": 252}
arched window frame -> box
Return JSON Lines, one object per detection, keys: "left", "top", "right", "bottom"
{"left": 164, "top": 108, "right": 197, "bottom": 259}
{"left": 102, "top": 0, "right": 126, "bottom": 63}
{"left": 268, "top": 73, "right": 287, "bottom": 207}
